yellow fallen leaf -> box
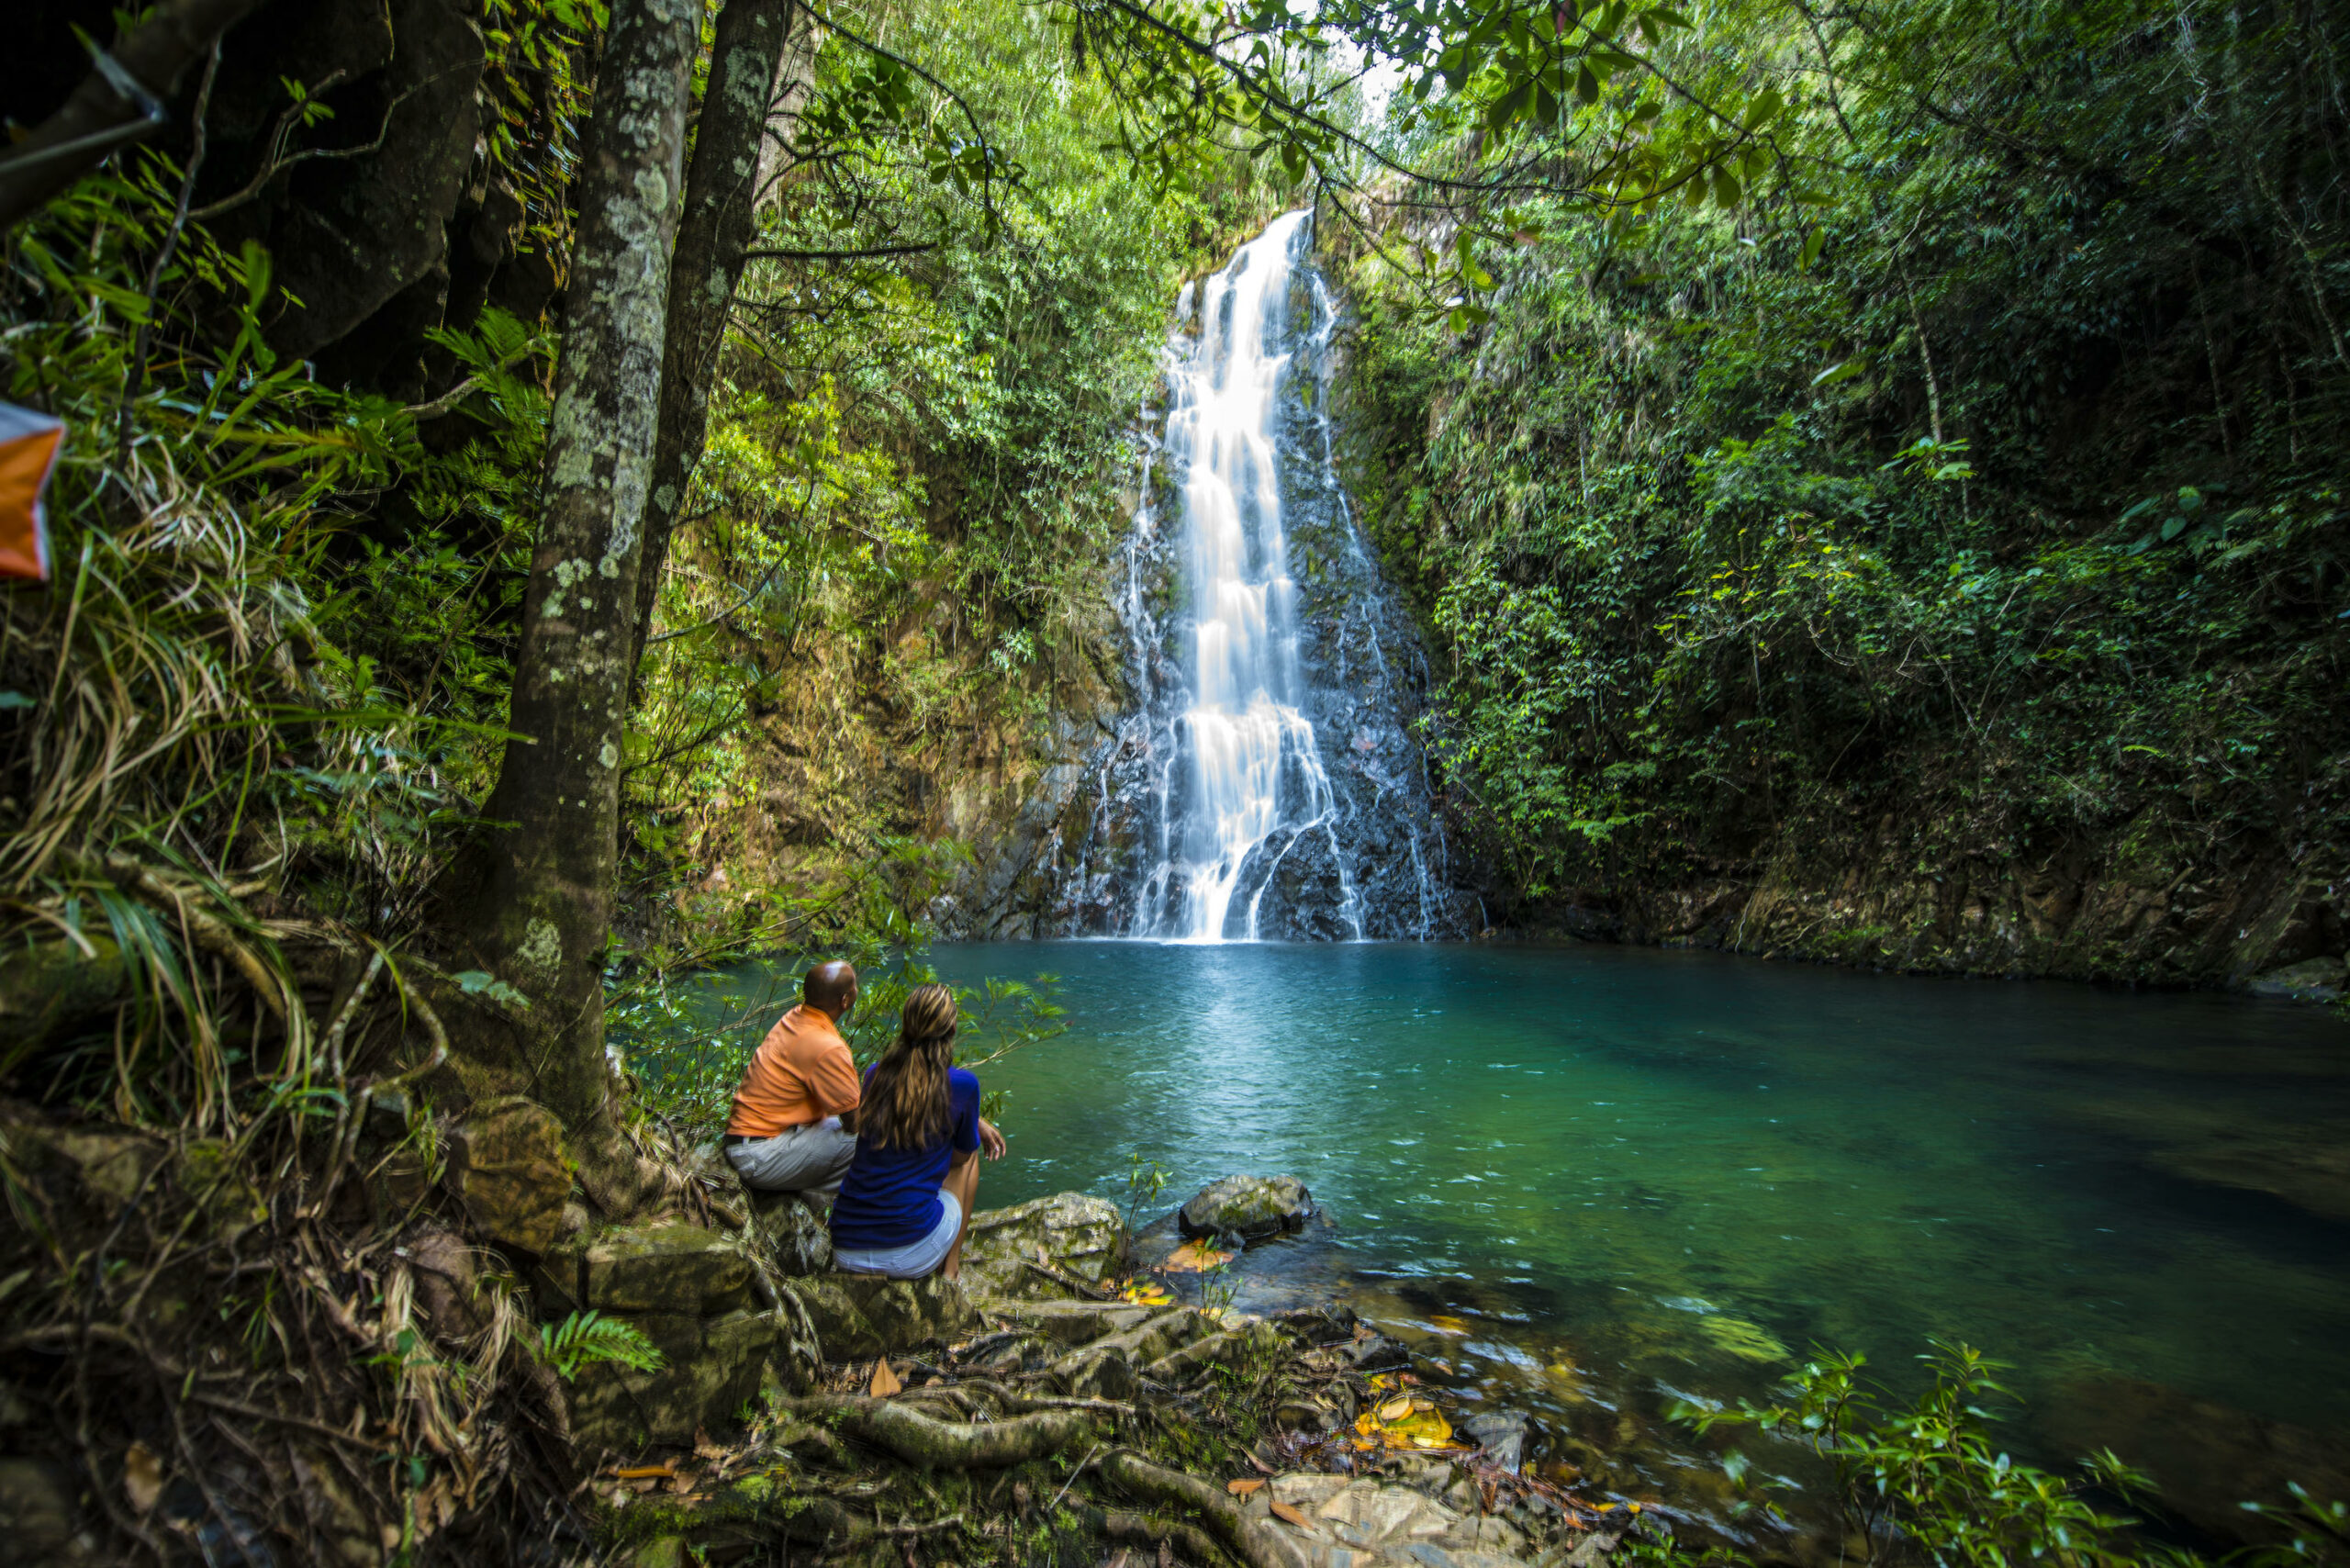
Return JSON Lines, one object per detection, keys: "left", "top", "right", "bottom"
{"left": 869, "top": 1359, "right": 903, "bottom": 1397}
{"left": 1227, "top": 1479, "right": 1265, "bottom": 1495}
{"left": 123, "top": 1440, "right": 162, "bottom": 1515}
{"left": 1162, "top": 1240, "right": 1236, "bottom": 1273}
{"left": 1270, "top": 1501, "right": 1312, "bottom": 1529}
{"left": 1375, "top": 1395, "right": 1413, "bottom": 1423}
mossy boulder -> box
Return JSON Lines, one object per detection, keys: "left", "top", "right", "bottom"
{"left": 1178, "top": 1174, "right": 1313, "bottom": 1247}
{"left": 2247, "top": 956, "right": 2344, "bottom": 1001}
{"left": 568, "top": 1308, "right": 784, "bottom": 1457}
{"left": 538, "top": 1223, "right": 755, "bottom": 1316}
{"left": 747, "top": 1190, "right": 834, "bottom": 1277}
{"left": 445, "top": 1099, "right": 571, "bottom": 1254}
{"left": 789, "top": 1271, "right": 977, "bottom": 1361}
{"left": 961, "top": 1191, "right": 1123, "bottom": 1299}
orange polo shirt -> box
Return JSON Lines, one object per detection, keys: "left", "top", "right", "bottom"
{"left": 726, "top": 1004, "right": 861, "bottom": 1138}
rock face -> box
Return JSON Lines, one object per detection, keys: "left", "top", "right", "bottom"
{"left": 960, "top": 1191, "right": 1124, "bottom": 1297}
{"left": 1180, "top": 1175, "right": 1314, "bottom": 1246}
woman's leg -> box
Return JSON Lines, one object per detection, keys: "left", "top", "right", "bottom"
{"left": 940, "top": 1150, "right": 979, "bottom": 1281}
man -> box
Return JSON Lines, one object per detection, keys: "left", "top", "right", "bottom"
{"left": 723, "top": 960, "right": 863, "bottom": 1198}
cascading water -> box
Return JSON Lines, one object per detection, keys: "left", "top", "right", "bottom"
{"left": 1049, "top": 212, "right": 1477, "bottom": 943}
{"left": 1137, "top": 212, "right": 1360, "bottom": 941}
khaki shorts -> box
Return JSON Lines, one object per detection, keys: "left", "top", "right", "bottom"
{"left": 725, "top": 1116, "right": 856, "bottom": 1197}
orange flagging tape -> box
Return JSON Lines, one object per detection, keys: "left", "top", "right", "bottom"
{"left": 0, "top": 404, "right": 65, "bottom": 582}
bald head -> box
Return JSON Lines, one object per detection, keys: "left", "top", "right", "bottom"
{"left": 803, "top": 960, "right": 858, "bottom": 1019}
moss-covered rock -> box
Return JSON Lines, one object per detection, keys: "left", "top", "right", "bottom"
{"left": 789, "top": 1271, "right": 977, "bottom": 1361}
{"left": 961, "top": 1190, "right": 1123, "bottom": 1297}
{"left": 1179, "top": 1175, "right": 1314, "bottom": 1246}
{"left": 568, "top": 1307, "right": 785, "bottom": 1457}
{"left": 446, "top": 1099, "right": 571, "bottom": 1254}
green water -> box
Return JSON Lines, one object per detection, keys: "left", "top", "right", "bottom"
{"left": 695, "top": 938, "right": 2350, "bottom": 1514}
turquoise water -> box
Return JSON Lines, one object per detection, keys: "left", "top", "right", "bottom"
{"left": 688, "top": 939, "right": 2350, "bottom": 1516}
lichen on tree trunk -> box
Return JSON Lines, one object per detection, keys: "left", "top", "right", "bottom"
{"left": 631, "top": 0, "right": 817, "bottom": 678}
{"left": 437, "top": 0, "right": 701, "bottom": 1187}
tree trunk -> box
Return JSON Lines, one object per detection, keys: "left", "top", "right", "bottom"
{"left": 441, "top": 0, "right": 700, "bottom": 1185}
{"left": 630, "top": 0, "right": 818, "bottom": 674}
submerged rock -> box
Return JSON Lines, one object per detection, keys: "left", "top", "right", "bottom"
{"left": 1180, "top": 1174, "right": 1315, "bottom": 1246}
{"left": 1460, "top": 1409, "right": 1531, "bottom": 1473}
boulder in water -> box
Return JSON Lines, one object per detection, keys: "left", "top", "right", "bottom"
{"left": 2248, "top": 956, "right": 2344, "bottom": 1001}
{"left": 1178, "top": 1174, "right": 1314, "bottom": 1247}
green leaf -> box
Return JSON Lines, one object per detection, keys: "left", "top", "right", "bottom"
{"left": 1799, "top": 226, "right": 1826, "bottom": 270}
{"left": 1811, "top": 356, "right": 1867, "bottom": 386}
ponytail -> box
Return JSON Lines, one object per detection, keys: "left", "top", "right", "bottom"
{"left": 860, "top": 983, "right": 957, "bottom": 1151}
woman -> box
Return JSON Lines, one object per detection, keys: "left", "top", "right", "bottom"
{"left": 829, "top": 984, "right": 1006, "bottom": 1281}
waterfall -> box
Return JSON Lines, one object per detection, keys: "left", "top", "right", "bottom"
{"left": 1136, "top": 212, "right": 1360, "bottom": 941}
{"left": 1049, "top": 212, "right": 1476, "bottom": 944}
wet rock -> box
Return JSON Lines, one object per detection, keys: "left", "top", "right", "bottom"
{"left": 445, "top": 1099, "right": 570, "bottom": 1254}
{"left": 961, "top": 1191, "right": 1125, "bottom": 1298}
{"left": 790, "top": 1272, "right": 978, "bottom": 1361}
{"left": 747, "top": 1191, "right": 834, "bottom": 1277}
{"left": 2248, "top": 956, "right": 2345, "bottom": 1001}
{"left": 568, "top": 1308, "right": 784, "bottom": 1456}
{"left": 1460, "top": 1409, "right": 1530, "bottom": 1473}
{"left": 1180, "top": 1175, "right": 1314, "bottom": 1247}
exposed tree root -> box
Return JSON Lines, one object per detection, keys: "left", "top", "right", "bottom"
{"left": 782, "top": 1394, "right": 1104, "bottom": 1470}
{"left": 1083, "top": 1504, "right": 1237, "bottom": 1568}
{"left": 1102, "top": 1450, "right": 1301, "bottom": 1568}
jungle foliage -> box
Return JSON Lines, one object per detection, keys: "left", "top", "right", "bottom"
{"left": 1336, "top": 0, "right": 2350, "bottom": 939}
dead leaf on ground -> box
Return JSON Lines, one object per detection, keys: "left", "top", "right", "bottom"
{"left": 123, "top": 1440, "right": 163, "bottom": 1515}
{"left": 1270, "top": 1500, "right": 1313, "bottom": 1529}
{"left": 693, "top": 1428, "right": 726, "bottom": 1460}
{"left": 869, "top": 1358, "right": 904, "bottom": 1396}
{"left": 1226, "top": 1479, "right": 1266, "bottom": 1495}
{"left": 1161, "top": 1239, "right": 1235, "bottom": 1273}
{"left": 666, "top": 1471, "right": 698, "bottom": 1495}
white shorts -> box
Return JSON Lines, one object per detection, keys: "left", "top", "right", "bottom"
{"left": 833, "top": 1190, "right": 962, "bottom": 1281}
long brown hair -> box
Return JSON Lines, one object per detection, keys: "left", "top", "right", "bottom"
{"left": 859, "top": 984, "right": 958, "bottom": 1151}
